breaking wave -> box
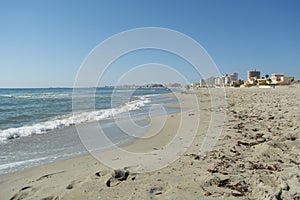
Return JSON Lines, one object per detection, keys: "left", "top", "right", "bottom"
{"left": 0, "top": 96, "right": 151, "bottom": 141}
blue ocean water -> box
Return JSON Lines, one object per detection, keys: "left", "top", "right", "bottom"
{"left": 0, "top": 88, "right": 180, "bottom": 174}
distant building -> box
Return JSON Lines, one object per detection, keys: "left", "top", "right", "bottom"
{"left": 248, "top": 70, "right": 261, "bottom": 83}
{"left": 191, "top": 82, "right": 199, "bottom": 88}
{"left": 271, "top": 74, "right": 294, "bottom": 85}
{"left": 283, "top": 77, "right": 295, "bottom": 85}
{"left": 166, "top": 83, "right": 182, "bottom": 87}
{"left": 205, "top": 77, "right": 216, "bottom": 87}
{"left": 215, "top": 77, "right": 223, "bottom": 87}
{"left": 257, "top": 78, "right": 267, "bottom": 85}
{"left": 271, "top": 74, "right": 284, "bottom": 83}
{"left": 200, "top": 79, "right": 206, "bottom": 87}
{"left": 230, "top": 72, "right": 238, "bottom": 82}
{"left": 199, "top": 72, "right": 239, "bottom": 88}
{"left": 224, "top": 75, "right": 231, "bottom": 85}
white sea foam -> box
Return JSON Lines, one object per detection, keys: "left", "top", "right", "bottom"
{"left": 0, "top": 94, "right": 14, "bottom": 98}
{"left": 0, "top": 157, "right": 48, "bottom": 171}
{"left": 16, "top": 93, "right": 70, "bottom": 99}
{"left": 0, "top": 96, "right": 151, "bottom": 141}
{"left": 0, "top": 93, "right": 71, "bottom": 99}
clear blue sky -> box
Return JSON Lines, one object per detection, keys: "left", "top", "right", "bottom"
{"left": 0, "top": 0, "right": 299, "bottom": 87}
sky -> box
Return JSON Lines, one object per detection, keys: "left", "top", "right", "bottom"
{"left": 0, "top": 0, "right": 299, "bottom": 87}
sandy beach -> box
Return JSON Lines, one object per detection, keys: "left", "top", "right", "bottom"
{"left": 1, "top": 86, "right": 300, "bottom": 200}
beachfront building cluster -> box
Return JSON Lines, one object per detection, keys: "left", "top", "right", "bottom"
{"left": 197, "top": 69, "right": 295, "bottom": 89}
{"left": 243, "top": 69, "right": 295, "bottom": 87}
{"left": 199, "top": 72, "right": 239, "bottom": 88}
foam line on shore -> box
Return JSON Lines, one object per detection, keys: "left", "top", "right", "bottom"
{"left": 0, "top": 95, "right": 151, "bottom": 141}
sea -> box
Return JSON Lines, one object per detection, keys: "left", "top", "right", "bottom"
{"left": 0, "top": 88, "right": 180, "bottom": 174}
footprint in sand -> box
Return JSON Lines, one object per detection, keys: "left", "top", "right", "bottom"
{"left": 10, "top": 185, "right": 60, "bottom": 200}
{"left": 106, "top": 169, "right": 130, "bottom": 187}
{"left": 149, "top": 186, "right": 164, "bottom": 195}
{"left": 148, "top": 180, "right": 169, "bottom": 196}
{"left": 36, "top": 171, "right": 65, "bottom": 182}
{"left": 66, "top": 180, "right": 81, "bottom": 190}
{"left": 10, "top": 186, "right": 36, "bottom": 200}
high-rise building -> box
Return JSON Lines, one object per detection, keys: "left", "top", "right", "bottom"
{"left": 230, "top": 72, "right": 238, "bottom": 82}
{"left": 215, "top": 77, "right": 223, "bottom": 86}
{"left": 205, "top": 77, "right": 216, "bottom": 87}
{"left": 248, "top": 70, "right": 260, "bottom": 82}
{"left": 224, "top": 76, "right": 231, "bottom": 85}
{"left": 200, "top": 79, "right": 206, "bottom": 87}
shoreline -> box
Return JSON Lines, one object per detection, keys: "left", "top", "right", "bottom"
{"left": 0, "top": 89, "right": 178, "bottom": 175}
{"left": 0, "top": 92, "right": 201, "bottom": 199}
{"left": 1, "top": 88, "right": 299, "bottom": 199}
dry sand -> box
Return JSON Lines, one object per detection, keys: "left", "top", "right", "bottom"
{"left": 0, "top": 86, "right": 299, "bottom": 200}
